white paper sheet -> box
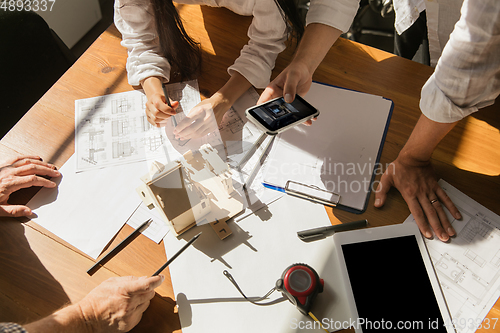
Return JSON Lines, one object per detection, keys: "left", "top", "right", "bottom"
{"left": 263, "top": 82, "right": 393, "bottom": 212}
{"left": 27, "top": 155, "right": 150, "bottom": 259}
{"left": 126, "top": 202, "right": 169, "bottom": 244}
{"left": 164, "top": 195, "right": 351, "bottom": 333}
{"left": 404, "top": 180, "right": 500, "bottom": 333}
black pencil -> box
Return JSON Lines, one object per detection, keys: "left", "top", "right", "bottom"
{"left": 162, "top": 82, "right": 172, "bottom": 107}
{"left": 152, "top": 231, "right": 202, "bottom": 276}
{"left": 87, "top": 218, "right": 152, "bottom": 276}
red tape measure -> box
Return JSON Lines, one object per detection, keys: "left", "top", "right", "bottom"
{"left": 276, "top": 263, "right": 324, "bottom": 316}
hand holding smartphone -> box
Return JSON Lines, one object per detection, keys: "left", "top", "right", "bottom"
{"left": 245, "top": 95, "right": 319, "bottom": 135}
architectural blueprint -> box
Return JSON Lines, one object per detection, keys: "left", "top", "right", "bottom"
{"left": 75, "top": 82, "right": 264, "bottom": 173}
{"left": 218, "top": 88, "right": 265, "bottom": 167}
{"left": 404, "top": 180, "right": 500, "bottom": 333}
{"left": 75, "top": 81, "right": 204, "bottom": 172}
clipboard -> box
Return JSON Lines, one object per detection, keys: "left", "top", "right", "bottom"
{"left": 262, "top": 81, "right": 393, "bottom": 213}
{"left": 263, "top": 180, "right": 341, "bottom": 207}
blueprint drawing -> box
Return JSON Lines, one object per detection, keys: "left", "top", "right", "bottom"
{"left": 405, "top": 179, "right": 500, "bottom": 333}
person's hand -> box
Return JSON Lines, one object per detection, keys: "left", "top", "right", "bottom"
{"left": 374, "top": 155, "right": 462, "bottom": 242}
{"left": 258, "top": 60, "right": 312, "bottom": 105}
{"left": 77, "top": 275, "right": 164, "bottom": 333}
{"left": 258, "top": 60, "right": 316, "bottom": 125}
{"left": 0, "top": 156, "right": 60, "bottom": 217}
{"left": 145, "top": 91, "right": 180, "bottom": 127}
{"left": 172, "top": 94, "right": 228, "bottom": 140}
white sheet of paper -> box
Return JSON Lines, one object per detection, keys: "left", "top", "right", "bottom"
{"left": 27, "top": 155, "right": 150, "bottom": 259}
{"left": 126, "top": 202, "right": 169, "bottom": 244}
{"left": 263, "top": 82, "right": 393, "bottom": 212}
{"left": 164, "top": 195, "right": 351, "bottom": 333}
{"left": 404, "top": 180, "right": 500, "bottom": 333}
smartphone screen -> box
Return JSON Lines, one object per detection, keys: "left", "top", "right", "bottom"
{"left": 247, "top": 95, "right": 318, "bottom": 134}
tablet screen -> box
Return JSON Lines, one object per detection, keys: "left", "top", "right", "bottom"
{"left": 342, "top": 235, "right": 447, "bottom": 332}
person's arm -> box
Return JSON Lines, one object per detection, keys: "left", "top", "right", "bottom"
{"left": 115, "top": 0, "right": 174, "bottom": 128}
{"left": 23, "top": 304, "right": 91, "bottom": 333}
{"left": 0, "top": 156, "right": 60, "bottom": 217}
{"left": 375, "top": 0, "right": 500, "bottom": 242}
{"left": 258, "top": 0, "right": 359, "bottom": 106}
{"left": 23, "top": 275, "right": 164, "bottom": 333}
{"left": 172, "top": 72, "right": 252, "bottom": 140}
{"left": 374, "top": 114, "right": 462, "bottom": 241}
{"left": 114, "top": 0, "right": 170, "bottom": 87}
{"left": 258, "top": 23, "right": 342, "bottom": 105}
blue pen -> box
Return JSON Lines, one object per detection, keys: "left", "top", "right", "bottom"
{"left": 262, "top": 182, "right": 286, "bottom": 193}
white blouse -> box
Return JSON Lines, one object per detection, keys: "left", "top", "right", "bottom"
{"left": 114, "top": 0, "right": 359, "bottom": 88}
{"left": 420, "top": 0, "right": 500, "bottom": 123}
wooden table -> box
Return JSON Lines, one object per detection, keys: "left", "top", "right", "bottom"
{"left": 1, "top": 5, "right": 499, "bottom": 333}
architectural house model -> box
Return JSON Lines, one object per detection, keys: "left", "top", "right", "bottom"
{"left": 136, "top": 144, "right": 244, "bottom": 239}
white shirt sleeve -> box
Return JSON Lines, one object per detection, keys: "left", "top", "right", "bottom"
{"left": 305, "top": 0, "right": 359, "bottom": 33}
{"left": 114, "top": 0, "right": 171, "bottom": 86}
{"left": 420, "top": 0, "right": 500, "bottom": 123}
{"left": 227, "top": 0, "right": 288, "bottom": 89}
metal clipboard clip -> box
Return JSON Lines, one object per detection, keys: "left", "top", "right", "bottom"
{"left": 284, "top": 180, "right": 340, "bottom": 207}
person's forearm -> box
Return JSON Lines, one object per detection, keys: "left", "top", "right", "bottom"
{"left": 291, "top": 23, "right": 342, "bottom": 74}
{"left": 24, "top": 304, "right": 91, "bottom": 333}
{"left": 214, "top": 71, "right": 252, "bottom": 106}
{"left": 141, "top": 76, "right": 164, "bottom": 99}
{"left": 399, "top": 114, "right": 458, "bottom": 164}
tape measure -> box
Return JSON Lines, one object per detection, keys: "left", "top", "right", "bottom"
{"left": 223, "top": 263, "right": 328, "bottom": 332}
{"left": 275, "top": 263, "right": 324, "bottom": 316}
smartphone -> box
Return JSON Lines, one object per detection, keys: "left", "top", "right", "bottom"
{"left": 245, "top": 95, "right": 319, "bottom": 135}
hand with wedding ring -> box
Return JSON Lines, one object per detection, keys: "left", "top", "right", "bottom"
{"left": 374, "top": 155, "right": 462, "bottom": 242}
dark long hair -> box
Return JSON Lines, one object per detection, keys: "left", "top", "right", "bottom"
{"left": 274, "top": 0, "right": 305, "bottom": 42}
{"left": 150, "top": 0, "right": 202, "bottom": 80}
{"left": 150, "top": 0, "right": 305, "bottom": 80}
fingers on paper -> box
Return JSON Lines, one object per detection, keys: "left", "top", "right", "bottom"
{"left": 13, "top": 163, "right": 60, "bottom": 178}
{"left": 419, "top": 195, "right": 450, "bottom": 242}
{"left": 4, "top": 155, "right": 43, "bottom": 167}
{"left": 176, "top": 121, "right": 214, "bottom": 140}
{"left": 174, "top": 108, "right": 217, "bottom": 140}
{"left": 173, "top": 118, "right": 200, "bottom": 139}
{"left": 3, "top": 174, "right": 57, "bottom": 194}
{"left": 406, "top": 197, "right": 434, "bottom": 240}
{"left": 0, "top": 205, "right": 32, "bottom": 217}
{"left": 437, "top": 186, "right": 462, "bottom": 220}
{"left": 373, "top": 165, "right": 395, "bottom": 208}
{"left": 7, "top": 156, "right": 56, "bottom": 171}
